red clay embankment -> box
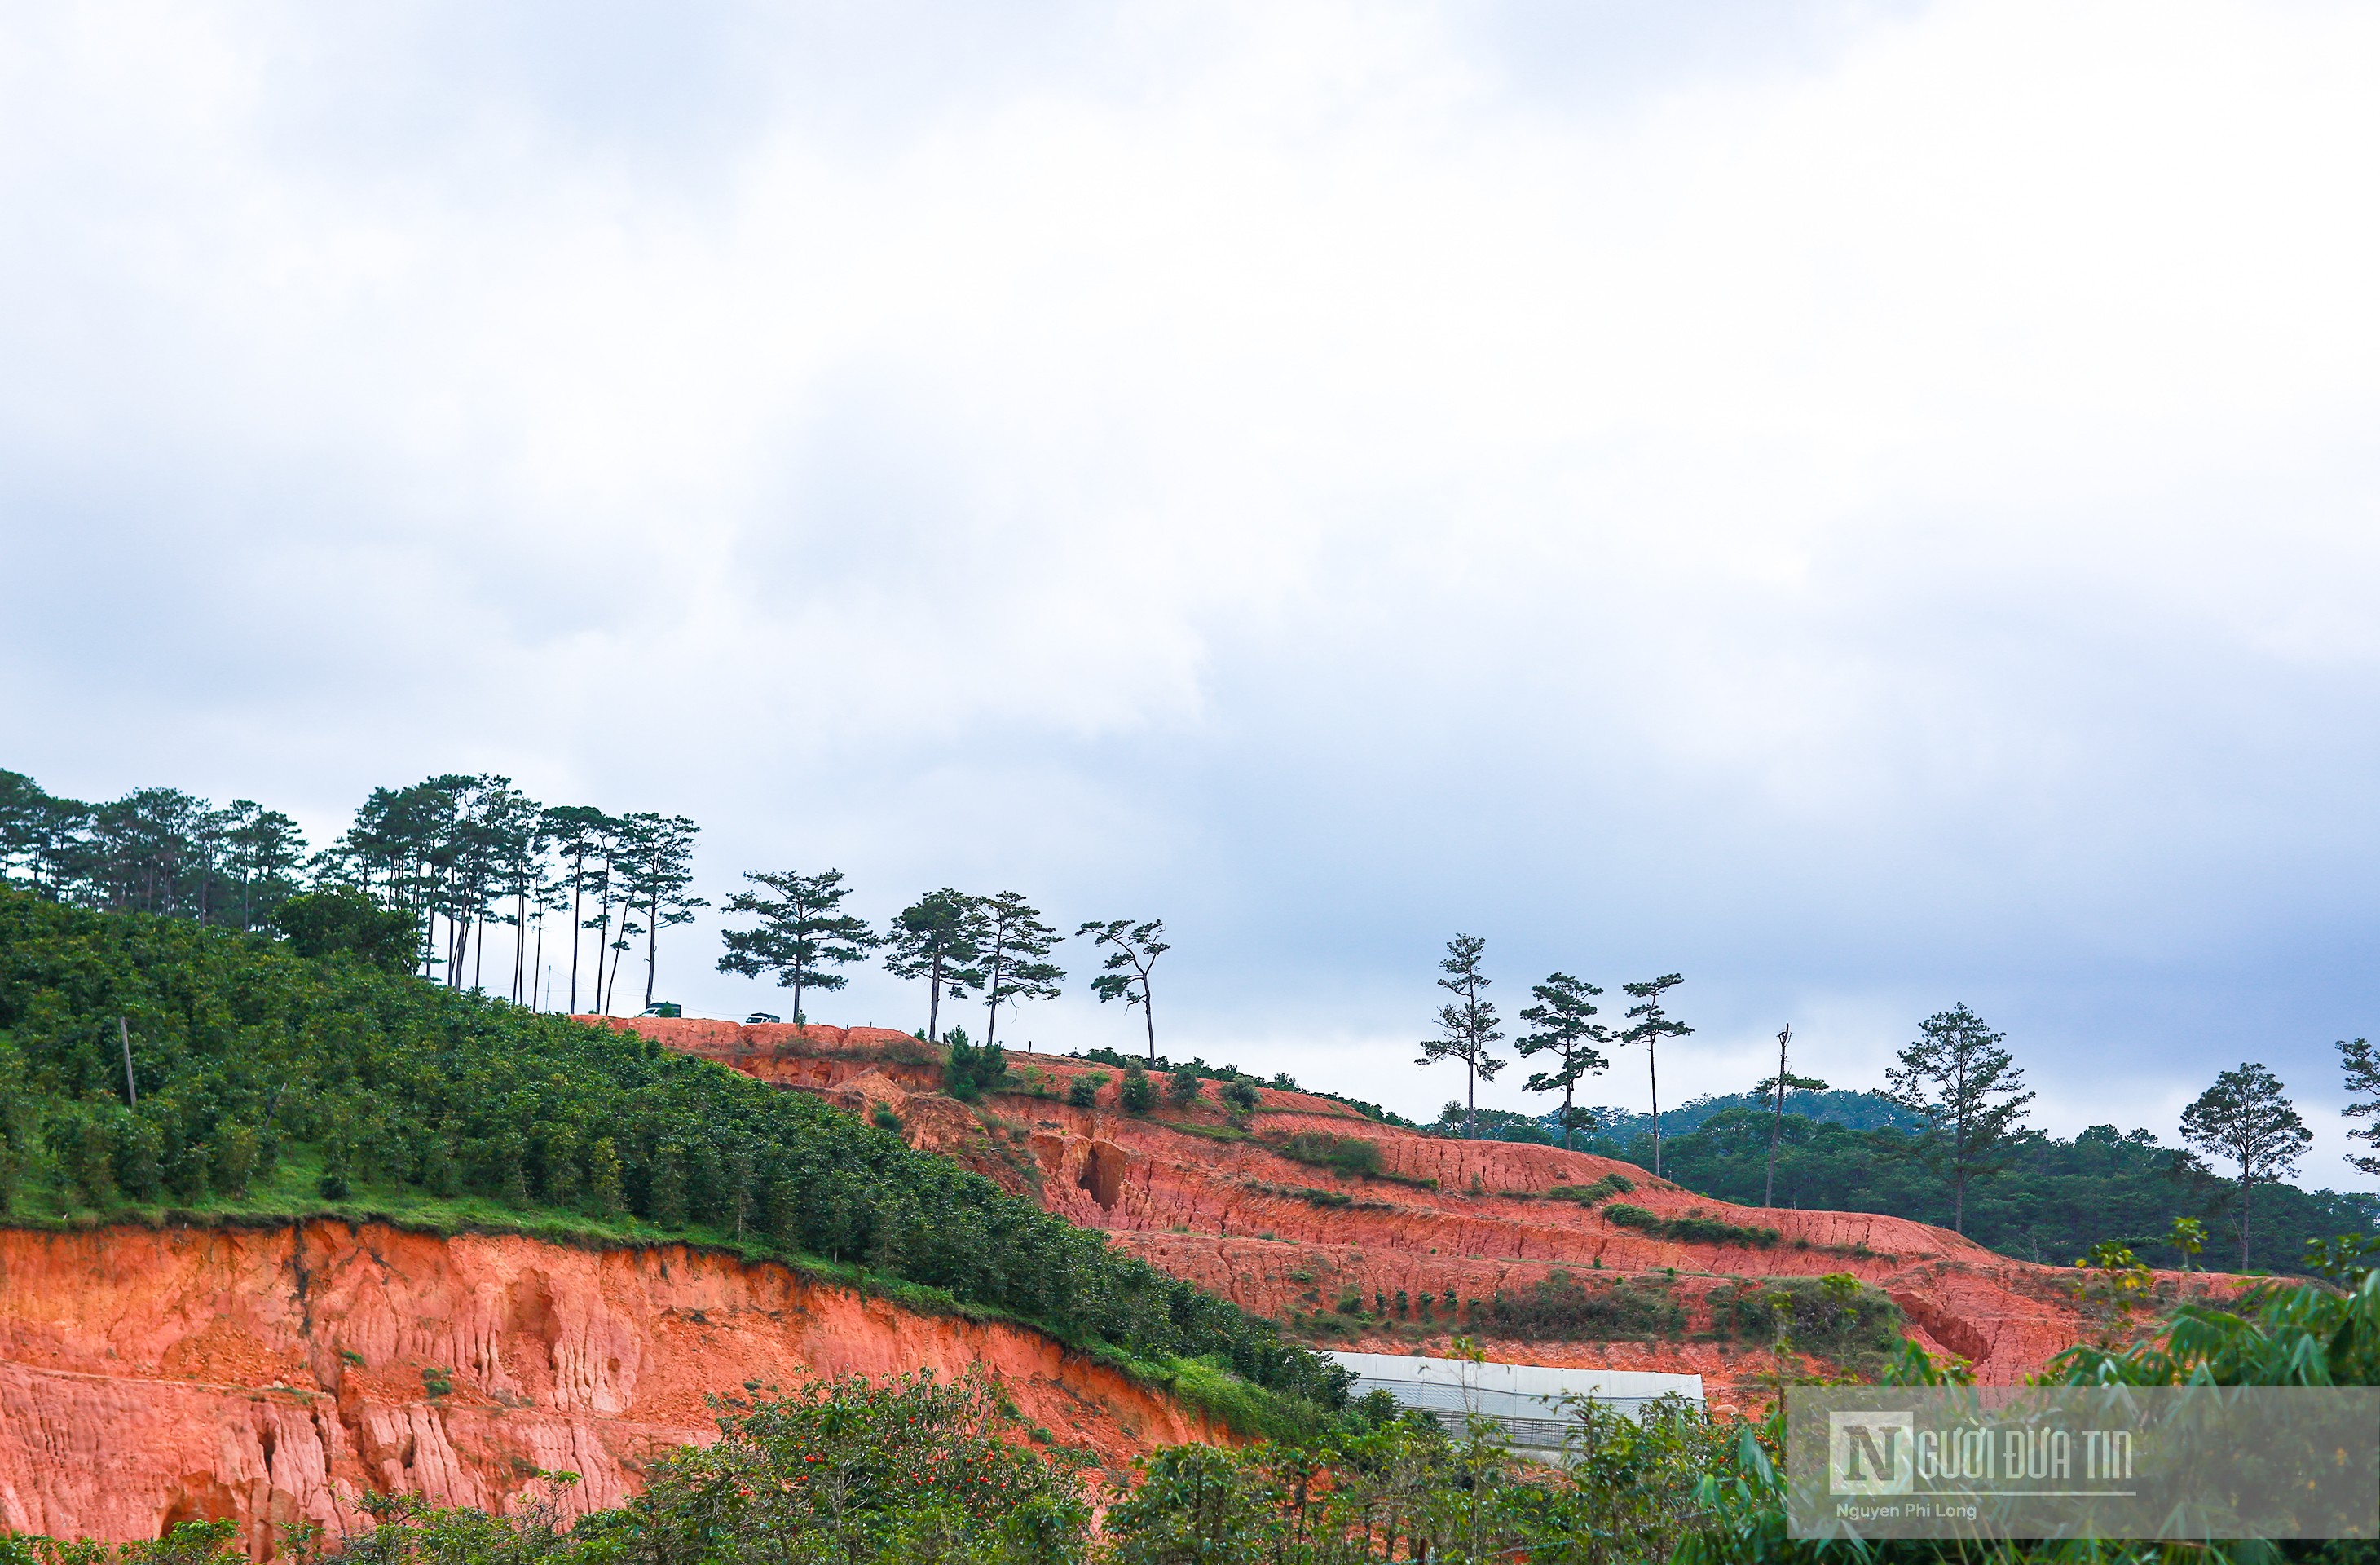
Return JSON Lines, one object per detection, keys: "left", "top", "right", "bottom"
{"left": 0, "top": 1220, "right": 1221, "bottom": 1554}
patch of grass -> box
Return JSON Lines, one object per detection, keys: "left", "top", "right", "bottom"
{"left": 1241, "top": 1179, "right": 1394, "bottom": 1212}
{"left": 1705, "top": 1275, "right": 1904, "bottom": 1378}
{"left": 1480, "top": 1269, "right": 1683, "bottom": 1341}
{"left": 1604, "top": 1203, "right": 1779, "bottom": 1249}
{"left": 1155, "top": 1355, "right": 1333, "bottom": 1443}
{"left": 1547, "top": 1173, "right": 1636, "bottom": 1206}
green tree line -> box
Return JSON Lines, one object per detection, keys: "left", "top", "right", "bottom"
{"left": 0, "top": 768, "right": 706, "bottom": 1017}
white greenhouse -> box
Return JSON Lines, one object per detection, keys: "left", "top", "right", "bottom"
{"left": 1325, "top": 1351, "right": 1706, "bottom": 1459}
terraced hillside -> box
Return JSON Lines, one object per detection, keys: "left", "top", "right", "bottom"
{"left": 616, "top": 1017, "right": 2241, "bottom": 1407}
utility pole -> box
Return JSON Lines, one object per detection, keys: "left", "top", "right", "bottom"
{"left": 119, "top": 1017, "right": 138, "bottom": 1109}
{"left": 1766, "top": 1025, "right": 1789, "bottom": 1207}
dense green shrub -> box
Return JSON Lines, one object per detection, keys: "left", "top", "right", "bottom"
{"left": 0, "top": 890, "right": 1345, "bottom": 1409}
{"left": 1546, "top": 1172, "right": 1634, "bottom": 1206}
{"left": 592, "top": 1370, "right": 1091, "bottom": 1565}
{"left": 1276, "top": 1132, "right": 1382, "bottom": 1179}
{"left": 271, "top": 888, "right": 418, "bottom": 973}
{"left": 943, "top": 1028, "right": 1007, "bottom": 1103}
{"left": 1603, "top": 1203, "right": 1778, "bottom": 1249}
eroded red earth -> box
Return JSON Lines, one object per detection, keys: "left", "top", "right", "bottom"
{"left": 626, "top": 1017, "right": 2236, "bottom": 1410}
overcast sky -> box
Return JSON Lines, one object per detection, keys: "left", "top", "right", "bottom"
{"left": 5, "top": 1, "right": 2378, "bottom": 1175}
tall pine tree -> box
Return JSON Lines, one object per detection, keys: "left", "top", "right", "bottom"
{"left": 1620, "top": 974, "right": 1692, "bottom": 1179}
{"left": 975, "top": 893, "right": 1064, "bottom": 1051}
{"left": 1885, "top": 1002, "right": 2033, "bottom": 1235}
{"left": 716, "top": 869, "right": 878, "bottom": 1026}
{"left": 883, "top": 889, "right": 984, "bottom": 1041}
{"left": 2180, "top": 1061, "right": 2312, "bottom": 1270}
{"left": 1077, "top": 917, "right": 1170, "bottom": 1061}
{"left": 1514, "top": 972, "right": 1606, "bottom": 1149}
{"left": 1418, "top": 934, "right": 1503, "bottom": 1140}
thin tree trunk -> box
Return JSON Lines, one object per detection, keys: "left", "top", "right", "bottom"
{"left": 982, "top": 940, "right": 1006, "bottom": 1051}
{"left": 531, "top": 908, "right": 544, "bottom": 1012}
{"left": 1142, "top": 973, "right": 1157, "bottom": 1062}
{"left": 643, "top": 888, "right": 659, "bottom": 1010}
{"left": 1562, "top": 1078, "right": 1575, "bottom": 1151}
{"left": 1466, "top": 1060, "right": 1477, "bottom": 1141}
{"left": 604, "top": 921, "right": 628, "bottom": 1015}
{"left": 1767, "top": 1025, "right": 1788, "bottom": 1208}
{"left": 927, "top": 954, "right": 942, "bottom": 1041}
{"left": 2240, "top": 1157, "right": 2253, "bottom": 1269}
{"left": 1650, "top": 1043, "right": 1662, "bottom": 1179}
{"left": 567, "top": 857, "right": 584, "bottom": 1013}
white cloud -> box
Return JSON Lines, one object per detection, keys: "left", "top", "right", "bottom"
{"left": 4, "top": 0, "right": 2379, "bottom": 1169}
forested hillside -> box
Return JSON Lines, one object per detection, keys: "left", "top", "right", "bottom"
{"left": 1432, "top": 1087, "right": 2376, "bottom": 1276}
{"left": 1577, "top": 1109, "right": 2378, "bottom": 1274}
{"left": 0, "top": 888, "right": 1345, "bottom": 1413}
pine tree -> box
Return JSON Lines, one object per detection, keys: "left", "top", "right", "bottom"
{"left": 2180, "top": 1061, "right": 2312, "bottom": 1270}
{"left": 1514, "top": 972, "right": 1608, "bottom": 1149}
{"left": 2338, "top": 1038, "right": 2380, "bottom": 1177}
{"left": 1077, "top": 918, "right": 1170, "bottom": 1061}
{"left": 716, "top": 869, "right": 879, "bottom": 1026}
{"left": 1417, "top": 934, "right": 1503, "bottom": 1140}
{"left": 883, "top": 889, "right": 985, "bottom": 1041}
{"left": 976, "top": 893, "right": 1064, "bottom": 1051}
{"left": 540, "top": 805, "right": 610, "bottom": 1014}
{"left": 1619, "top": 975, "right": 1693, "bottom": 1179}
{"left": 620, "top": 813, "right": 705, "bottom": 1012}
{"left": 1885, "top": 1002, "right": 2033, "bottom": 1234}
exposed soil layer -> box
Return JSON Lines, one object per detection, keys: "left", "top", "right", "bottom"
{"left": 622, "top": 1019, "right": 2239, "bottom": 1409}
{"left": 0, "top": 1221, "right": 1219, "bottom": 1554}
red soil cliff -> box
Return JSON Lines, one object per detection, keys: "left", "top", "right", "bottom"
{"left": 0, "top": 1221, "right": 1222, "bottom": 1554}
{"left": 619, "top": 1018, "right": 2232, "bottom": 1406}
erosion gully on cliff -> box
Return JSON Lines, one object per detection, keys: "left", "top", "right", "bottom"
{"left": 608, "top": 1016, "right": 2240, "bottom": 1413}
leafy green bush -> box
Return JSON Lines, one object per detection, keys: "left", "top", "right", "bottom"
{"left": 942, "top": 1027, "right": 1007, "bottom": 1103}
{"left": 0, "top": 889, "right": 1346, "bottom": 1410}
{"left": 1065, "top": 1073, "right": 1105, "bottom": 1109}
{"left": 269, "top": 888, "right": 417, "bottom": 973}
{"left": 1119, "top": 1063, "right": 1156, "bottom": 1114}
{"left": 596, "top": 1369, "right": 1092, "bottom": 1565}
{"left": 1547, "top": 1172, "right": 1635, "bottom": 1206}
{"left": 0, "top": 1520, "right": 249, "bottom": 1565}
